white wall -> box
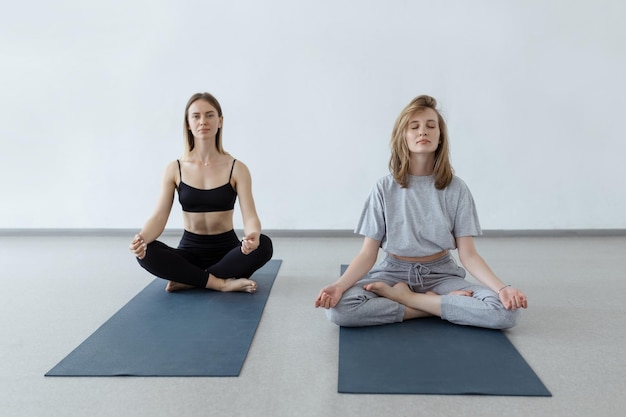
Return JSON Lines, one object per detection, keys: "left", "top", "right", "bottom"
{"left": 1, "top": 0, "right": 625, "bottom": 231}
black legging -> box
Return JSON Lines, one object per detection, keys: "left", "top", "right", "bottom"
{"left": 137, "top": 230, "right": 273, "bottom": 287}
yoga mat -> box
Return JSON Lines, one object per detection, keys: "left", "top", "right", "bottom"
{"left": 337, "top": 265, "right": 551, "bottom": 396}
{"left": 46, "top": 259, "right": 281, "bottom": 377}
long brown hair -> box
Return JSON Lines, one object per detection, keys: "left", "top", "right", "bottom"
{"left": 389, "top": 95, "right": 453, "bottom": 189}
{"left": 183, "top": 92, "right": 225, "bottom": 154}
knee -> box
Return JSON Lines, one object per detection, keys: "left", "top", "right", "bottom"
{"left": 325, "top": 296, "right": 374, "bottom": 327}
{"left": 493, "top": 308, "right": 522, "bottom": 330}
{"left": 259, "top": 234, "right": 273, "bottom": 259}
{"left": 326, "top": 307, "right": 360, "bottom": 327}
{"left": 136, "top": 241, "right": 161, "bottom": 268}
{"left": 479, "top": 292, "right": 523, "bottom": 329}
{"left": 144, "top": 240, "right": 166, "bottom": 254}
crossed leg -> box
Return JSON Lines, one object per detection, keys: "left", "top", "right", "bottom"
{"left": 167, "top": 276, "right": 257, "bottom": 293}
{"left": 363, "top": 282, "right": 473, "bottom": 319}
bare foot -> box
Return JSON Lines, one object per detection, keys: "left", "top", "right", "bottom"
{"left": 220, "top": 278, "right": 258, "bottom": 293}
{"left": 448, "top": 289, "right": 473, "bottom": 297}
{"left": 166, "top": 281, "right": 196, "bottom": 292}
{"left": 366, "top": 282, "right": 443, "bottom": 319}
{"left": 424, "top": 290, "right": 472, "bottom": 297}
{"left": 365, "top": 282, "right": 434, "bottom": 319}
{"left": 363, "top": 281, "right": 413, "bottom": 302}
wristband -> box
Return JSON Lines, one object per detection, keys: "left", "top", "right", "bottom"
{"left": 497, "top": 284, "right": 511, "bottom": 294}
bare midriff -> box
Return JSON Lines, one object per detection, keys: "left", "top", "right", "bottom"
{"left": 390, "top": 249, "right": 448, "bottom": 263}
{"left": 182, "top": 210, "right": 235, "bottom": 235}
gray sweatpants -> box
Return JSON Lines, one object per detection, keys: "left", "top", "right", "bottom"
{"left": 327, "top": 253, "right": 521, "bottom": 329}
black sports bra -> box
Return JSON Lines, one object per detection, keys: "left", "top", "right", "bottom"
{"left": 176, "top": 159, "right": 237, "bottom": 213}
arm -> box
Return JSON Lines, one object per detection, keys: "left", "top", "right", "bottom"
{"left": 456, "top": 236, "right": 527, "bottom": 310}
{"left": 315, "top": 236, "right": 381, "bottom": 309}
{"left": 232, "top": 160, "right": 262, "bottom": 255}
{"left": 129, "top": 162, "right": 177, "bottom": 259}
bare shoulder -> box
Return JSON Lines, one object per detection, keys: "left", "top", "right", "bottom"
{"left": 162, "top": 159, "right": 181, "bottom": 184}
{"left": 232, "top": 158, "right": 251, "bottom": 177}
{"left": 231, "top": 158, "right": 254, "bottom": 194}
{"left": 164, "top": 159, "right": 181, "bottom": 174}
{"left": 165, "top": 159, "right": 180, "bottom": 169}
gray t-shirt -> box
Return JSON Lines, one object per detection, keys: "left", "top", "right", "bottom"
{"left": 355, "top": 174, "right": 482, "bottom": 257}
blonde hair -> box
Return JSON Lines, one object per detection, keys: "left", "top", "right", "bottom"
{"left": 389, "top": 95, "right": 453, "bottom": 189}
{"left": 183, "top": 92, "right": 225, "bottom": 154}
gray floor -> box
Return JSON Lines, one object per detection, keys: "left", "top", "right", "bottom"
{"left": 1, "top": 233, "right": 625, "bottom": 417}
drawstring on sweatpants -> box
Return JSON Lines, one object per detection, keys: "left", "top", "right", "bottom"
{"left": 408, "top": 263, "right": 430, "bottom": 291}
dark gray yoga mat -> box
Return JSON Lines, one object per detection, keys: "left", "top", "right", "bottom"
{"left": 337, "top": 265, "right": 551, "bottom": 396}
{"left": 46, "top": 259, "right": 281, "bottom": 377}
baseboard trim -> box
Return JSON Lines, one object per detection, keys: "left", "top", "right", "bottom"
{"left": 1, "top": 228, "right": 625, "bottom": 238}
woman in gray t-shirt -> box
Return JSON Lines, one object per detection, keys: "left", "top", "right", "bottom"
{"left": 314, "top": 95, "right": 527, "bottom": 329}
